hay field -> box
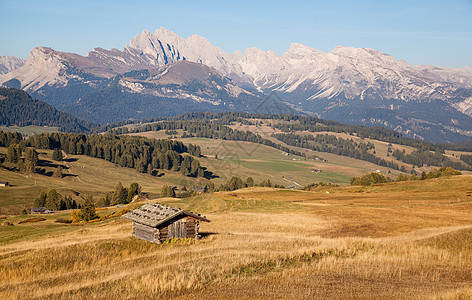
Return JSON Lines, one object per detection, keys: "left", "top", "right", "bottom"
{"left": 1, "top": 176, "right": 472, "bottom": 299}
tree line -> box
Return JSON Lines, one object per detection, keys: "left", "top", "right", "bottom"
{"left": 24, "top": 132, "right": 207, "bottom": 178}
{"left": 392, "top": 148, "right": 471, "bottom": 171}
{"left": 272, "top": 132, "right": 402, "bottom": 171}
{"left": 111, "top": 119, "right": 304, "bottom": 157}
{"left": 160, "top": 175, "right": 285, "bottom": 198}
{"left": 351, "top": 167, "right": 462, "bottom": 186}
{"left": 33, "top": 189, "right": 78, "bottom": 210}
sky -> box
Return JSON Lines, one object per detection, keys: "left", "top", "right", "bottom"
{"left": 0, "top": 0, "right": 471, "bottom": 68}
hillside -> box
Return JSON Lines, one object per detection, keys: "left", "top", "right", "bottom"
{"left": 0, "top": 88, "right": 96, "bottom": 133}
{"left": 1, "top": 176, "right": 472, "bottom": 298}
{"left": 1, "top": 111, "right": 471, "bottom": 216}
{"left": 117, "top": 112, "right": 472, "bottom": 175}
{"left": 64, "top": 61, "right": 263, "bottom": 124}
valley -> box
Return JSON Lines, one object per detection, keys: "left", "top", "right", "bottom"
{"left": 0, "top": 16, "right": 471, "bottom": 299}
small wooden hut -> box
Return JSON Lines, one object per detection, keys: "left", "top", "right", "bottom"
{"left": 121, "top": 203, "right": 210, "bottom": 243}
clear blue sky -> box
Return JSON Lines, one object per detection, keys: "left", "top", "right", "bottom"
{"left": 1, "top": 0, "right": 471, "bottom": 67}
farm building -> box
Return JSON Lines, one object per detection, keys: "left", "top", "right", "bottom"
{"left": 31, "top": 207, "right": 56, "bottom": 214}
{"left": 0, "top": 181, "right": 8, "bottom": 187}
{"left": 121, "top": 203, "right": 210, "bottom": 243}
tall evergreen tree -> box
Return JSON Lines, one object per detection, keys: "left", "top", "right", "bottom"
{"left": 24, "top": 147, "right": 38, "bottom": 173}
{"left": 45, "top": 189, "right": 60, "bottom": 210}
{"left": 113, "top": 181, "right": 128, "bottom": 204}
{"left": 52, "top": 148, "right": 63, "bottom": 161}
{"left": 33, "top": 191, "right": 47, "bottom": 207}
{"left": 78, "top": 195, "right": 98, "bottom": 221}
{"left": 6, "top": 144, "right": 18, "bottom": 163}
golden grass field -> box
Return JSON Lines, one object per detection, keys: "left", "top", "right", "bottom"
{"left": 1, "top": 175, "right": 472, "bottom": 299}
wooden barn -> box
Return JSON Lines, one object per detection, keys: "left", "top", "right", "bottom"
{"left": 121, "top": 203, "right": 210, "bottom": 243}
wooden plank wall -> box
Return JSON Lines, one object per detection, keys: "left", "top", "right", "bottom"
{"left": 157, "top": 217, "right": 200, "bottom": 243}
{"left": 132, "top": 222, "right": 159, "bottom": 243}
{"left": 132, "top": 217, "right": 201, "bottom": 244}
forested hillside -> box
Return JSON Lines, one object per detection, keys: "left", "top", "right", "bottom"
{"left": 0, "top": 88, "right": 96, "bottom": 133}
{"left": 111, "top": 112, "right": 472, "bottom": 172}
{"left": 0, "top": 130, "right": 208, "bottom": 178}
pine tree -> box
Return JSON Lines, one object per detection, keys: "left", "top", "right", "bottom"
{"left": 54, "top": 166, "right": 63, "bottom": 178}
{"left": 45, "top": 189, "right": 60, "bottom": 210}
{"left": 161, "top": 185, "right": 176, "bottom": 198}
{"left": 52, "top": 148, "right": 63, "bottom": 161}
{"left": 6, "top": 144, "right": 18, "bottom": 163}
{"left": 113, "top": 181, "right": 128, "bottom": 204}
{"left": 127, "top": 182, "right": 140, "bottom": 203}
{"left": 78, "top": 195, "right": 98, "bottom": 221}
{"left": 24, "top": 148, "right": 38, "bottom": 173}
{"left": 33, "top": 191, "right": 47, "bottom": 207}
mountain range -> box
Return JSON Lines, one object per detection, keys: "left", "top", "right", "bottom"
{"left": 0, "top": 56, "right": 24, "bottom": 75}
{"left": 1, "top": 28, "right": 471, "bottom": 143}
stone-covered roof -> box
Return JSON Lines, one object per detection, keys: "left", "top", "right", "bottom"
{"left": 121, "top": 203, "right": 210, "bottom": 227}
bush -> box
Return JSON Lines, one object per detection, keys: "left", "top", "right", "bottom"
{"left": 303, "top": 182, "right": 339, "bottom": 191}
{"left": 350, "top": 172, "right": 388, "bottom": 186}
{"left": 18, "top": 217, "right": 46, "bottom": 224}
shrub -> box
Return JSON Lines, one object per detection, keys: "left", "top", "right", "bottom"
{"left": 350, "top": 172, "right": 388, "bottom": 186}
{"left": 304, "top": 182, "right": 340, "bottom": 191}
{"left": 18, "top": 217, "right": 46, "bottom": 224}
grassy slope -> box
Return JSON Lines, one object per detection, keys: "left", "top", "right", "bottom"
{"left": 132, "top": 133, "right": 402, "bottom": 187}
{"left": 230, "top": 120, "right": 472, "bottom": 173}
{"left": 0, "top": 125, "right": 59, "bottom": 136}
{"left": 0, "top": 147, "right": 206, "bottom": 214}
{"left": 1, "top": 176, "right": 472, "bottom": 298}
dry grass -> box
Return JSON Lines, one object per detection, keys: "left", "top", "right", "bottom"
{"left": 1, "top": 177, "right": 472, "bottom": 299}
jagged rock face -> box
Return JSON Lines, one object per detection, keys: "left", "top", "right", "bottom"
{"left": 112, "top": 60, "right": 255, "bottom": 106}
{"left": 0, "top": 56, "right": 25, "bottom": 75}
{"left": 4, "top": 27, "right": 472, "bottom": 112}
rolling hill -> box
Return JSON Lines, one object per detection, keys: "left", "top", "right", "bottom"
{"left": 0, "top": 87, "right": 96, "bottom": 133}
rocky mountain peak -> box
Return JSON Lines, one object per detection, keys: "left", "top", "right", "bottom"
{"left": 0, "top": 56, "right": 25, "bottom": 75}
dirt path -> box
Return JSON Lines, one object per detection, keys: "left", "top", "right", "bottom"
{"left": 61, "top": 151, "right": 88, "bottom": 184}
{"left": 282, "top": 177, "right": 302, "bottom": 187}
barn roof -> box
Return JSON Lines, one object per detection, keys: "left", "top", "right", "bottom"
{"left": 121, "top": 203, "right": 210, "bottom": 227}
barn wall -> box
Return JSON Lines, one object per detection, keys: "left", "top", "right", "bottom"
{"left": 157, "top": 216, "right": 200, "bottom": 243}
{"left": 132, "top": 222, "right": 160, "bottom": 243}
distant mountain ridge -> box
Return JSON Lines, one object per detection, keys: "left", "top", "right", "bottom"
{"left": 1, "top": 28, "right": 471, "bottom": 142}
{"left": 65, "top": 61, "right": 264, "bottom": 123}
{"left": 0, "top": 56, "right": 24, "bottom": 75}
